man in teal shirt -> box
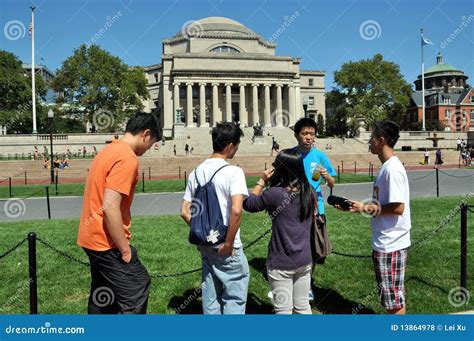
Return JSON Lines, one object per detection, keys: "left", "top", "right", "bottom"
{"left": 293, "top": 118, "right": 336, "bottom": 300}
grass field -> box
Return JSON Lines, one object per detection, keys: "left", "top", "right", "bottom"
{"left": 0, "top": 195, "right": 472, "bottom": 314}
{"left": 0, "top": 173, "right": 373, "bottom": 199}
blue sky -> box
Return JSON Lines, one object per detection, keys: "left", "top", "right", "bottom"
{"left": 1, "top": 0, "right": 473, "bottom": 90}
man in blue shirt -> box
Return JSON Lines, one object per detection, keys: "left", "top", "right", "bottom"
{"left": 293, "top": 118, "right": 336, "bottom": 300}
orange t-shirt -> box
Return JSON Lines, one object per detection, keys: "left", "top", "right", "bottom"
{"left": 77, "top": 140, "right": 139, "bottom": 251}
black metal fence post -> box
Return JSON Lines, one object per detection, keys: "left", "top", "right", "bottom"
{"left": 337, "top": 166, "right": 340, "bottom": 183}
{"left": 9, "top": 177, "right": 12, "bottom": 198}
{"left": 354, "top": 161, "right": 357, "bottom": 174}
{"left": 28, "top": 232, "right": 38, "bottom": 314}
{"left": 460, "top": 204, "right": 468, "bottom": 291}
{"left": 341, "top": 160, "right": 344, "bottom": 174}
{"left": 45, "top": 187, "right": 51, "bottom": 220}
{"left": 142, "top": 172, "right": 145, "bottom": 193}
{"left": 55, "top": 172, "right": 58, "bottom": 196}
{"left": 436, "top": 167, "right": 439, "bottom": 198}
{"left": 25, "top": 171, "right": 27, "bottom": 185}
{"left": 184, "top": 171, "right": 187, "bottom": 189}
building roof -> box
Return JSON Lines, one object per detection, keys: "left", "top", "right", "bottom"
{"left": 174, "top": 17, "right": 257, "bottom": 38}
{"left": 425, "top": 63, "right": 461, "bottom": 74}
{"left": 410, "top": 88, "right": 472, "bottom": 107}
{"left": 418, "top": 52, "right": 465, "bottom": 79}
{"left": 166, "top": 16, "right": 275, "bottom": 48}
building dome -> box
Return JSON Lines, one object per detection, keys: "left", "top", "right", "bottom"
{"left": 415, "top": 52, "right": 468, "bottom": 92}
{"left": 174, "top": 16, "right": 259, "bottom": 38}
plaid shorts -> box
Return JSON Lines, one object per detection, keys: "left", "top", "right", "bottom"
{"left": 372, "top": 248, "right": 408, "bottom": 310}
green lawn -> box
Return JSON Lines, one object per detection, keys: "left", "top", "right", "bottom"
{"left": 0, "top": 174, "right": 372, "bottom": 199}
{"left": 0, "top": 196, "right": 472, "bottom": 314}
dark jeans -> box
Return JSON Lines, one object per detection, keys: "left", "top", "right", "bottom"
{"left": 83, "top": 245, "right": 151, "bottom": 314}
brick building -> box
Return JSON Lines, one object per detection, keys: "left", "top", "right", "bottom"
{"left": 404, "top": 53, "right": 474, "bottom": 132}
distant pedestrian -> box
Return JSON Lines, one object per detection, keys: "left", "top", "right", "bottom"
{"left": 83, "top": 146, "right": 87, "bottom": 158}
{"left": 271, "top": 137, "right": 280, "bottom": 155}
{"left": 423, "top": 149, "right": 429, "bottom": 165}
{"left": 173, "top": 145, "right": 177, "bottom": 156}
{"left": 185, "top": 144, "right": 189, "bottom": 155}
{"left": 435, "top": 148, "right": 443, "bottom": 167}
{"left": 456, "top": 137, "right": 461, "bottom": 151}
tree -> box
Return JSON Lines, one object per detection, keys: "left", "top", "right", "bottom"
{"left": 52, "top": 45, "right": 149, "bottom": 132}
{"left": 0, "top": 50, "right": 47, "bottom": 133}
{"left": 316, "top": 114, "right": 324, "bottom": 136}
{"left": 325, "top": 90, "right": 350, "bottom": 136}
{"left": 327, "top": 54, "right": 412, "bottom": 134}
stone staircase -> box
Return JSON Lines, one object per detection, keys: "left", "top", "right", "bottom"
{"left": 148, "top": 127, "right": 370, "bottom": 157}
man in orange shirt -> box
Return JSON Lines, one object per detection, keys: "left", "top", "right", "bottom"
{"left": 77, "top": 111, "right": 162, "bottom": 314}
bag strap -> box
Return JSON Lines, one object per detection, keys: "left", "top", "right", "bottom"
{"left": 309, "top": 187, "right": 320, "bottom": 219}
{"left": 209, "top": 164, "right": 230, "bottom": 182}
{"left": 193, "top": 164, "right": 230, "bottom": 189}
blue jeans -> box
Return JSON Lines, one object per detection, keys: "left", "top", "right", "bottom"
{"left": 198, "top": 245, "right": 250, "bottom": 314}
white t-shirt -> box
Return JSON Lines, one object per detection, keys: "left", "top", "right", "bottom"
{"left": 183, "top": 158, "right": 249, "bottom": 248}
{"left": 371, "top": 156, "right": 411, "bottom": 252}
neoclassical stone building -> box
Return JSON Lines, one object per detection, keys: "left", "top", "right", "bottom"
{"left": 143, "top": 17, "right": 325, "bottom": 138}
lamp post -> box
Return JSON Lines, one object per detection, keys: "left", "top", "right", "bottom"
{"left": 48, "top": 109, "right": 54, "bottom": 184}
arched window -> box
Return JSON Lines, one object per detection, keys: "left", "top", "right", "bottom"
{"left": 209, "top": 46, "right": 240, "bottom": 53}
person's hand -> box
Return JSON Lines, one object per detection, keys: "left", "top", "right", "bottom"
{"left": 120, "top": 246, "right": 132, "bottom": 263}
{"left": 217, "top": 242, "right": 234, "bottom": 256}
{"left": 348, "top": 200, "right": 364, "bottom": 213}
{"left": 319, "top": 167, "right": 328, "bottom": 179}
{"left": 261, "top": 168, "right": 275, "bottom": 183}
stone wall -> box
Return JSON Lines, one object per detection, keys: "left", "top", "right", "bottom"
{"left": 358, "top": 131, "right": 469, "bottom": 149}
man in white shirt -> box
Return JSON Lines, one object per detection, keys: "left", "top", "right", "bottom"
{"left": 342, "top": 120, "right": 411, "bottom": 314}
{"left": 180, "top": 122, "right": 249, "bottom": 314}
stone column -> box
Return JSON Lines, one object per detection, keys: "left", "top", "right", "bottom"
{"left": 199, "top": 82, "right": 208, "bottom": 127}
{"left": 186, "top": 82, "right": 194, "bottom": 127}
{"left": 162, "top": 76, "right": 173, "bottom": 134}
{"left": 239, "top": 83, "right": 247, "bottom": 126}
{"left": 212, "top": 83, "right": 220, "bottom": 126}
{"left": 276, "top": 84, "right": 283, "bottom": 127}
{"left": 295, "top": 84, "right": 302, "bottom": 121}
{"left": 225, "top": 83, "right": 232, "bottom": 123}
{"left": 288, "top": 84, "right": 295, "bottom": 126}
{"left": 264, "top": 84, "right": 271, "bottom": 127}
{"left": 173, "top": 82, "right": 180, "bottom": 123}
{"left": 252, "top": 84, "right": 259, "bottom": 125}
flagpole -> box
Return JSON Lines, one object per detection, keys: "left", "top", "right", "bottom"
{"left": 421, "top": 28, "right": 426, "bottom": 131}
{"left": 31, "top": 6, "right": 37, "bottom": 134}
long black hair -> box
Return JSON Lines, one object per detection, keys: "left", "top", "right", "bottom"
{"left": 269, "top": 148, "right": 313, "bottom": 222}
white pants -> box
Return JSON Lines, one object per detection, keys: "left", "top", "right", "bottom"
{"left": 267, "top": 264, "right": 312, "bottom": 314}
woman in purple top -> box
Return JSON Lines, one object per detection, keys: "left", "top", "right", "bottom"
{"left": 243, "top": 149, "right": 315, "bottom": 314}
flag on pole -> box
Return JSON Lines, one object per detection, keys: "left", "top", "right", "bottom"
{"left": 29, "top": 21, "right": 33, "bottom": 36}
{"left": 421, "top": 34, "right": 433, "bottom": 45}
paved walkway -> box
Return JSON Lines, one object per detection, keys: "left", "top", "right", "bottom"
{"left": 0, "top": 169, "right": 473, "bottom": 222}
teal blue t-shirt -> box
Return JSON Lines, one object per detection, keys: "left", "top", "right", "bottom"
{"left": 297, "top": 147, "right": 336, "bottom": 215}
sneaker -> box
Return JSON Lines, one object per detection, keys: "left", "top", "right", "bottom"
{"left": 309, "top": 289, "right": 314, "bottom": 301}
